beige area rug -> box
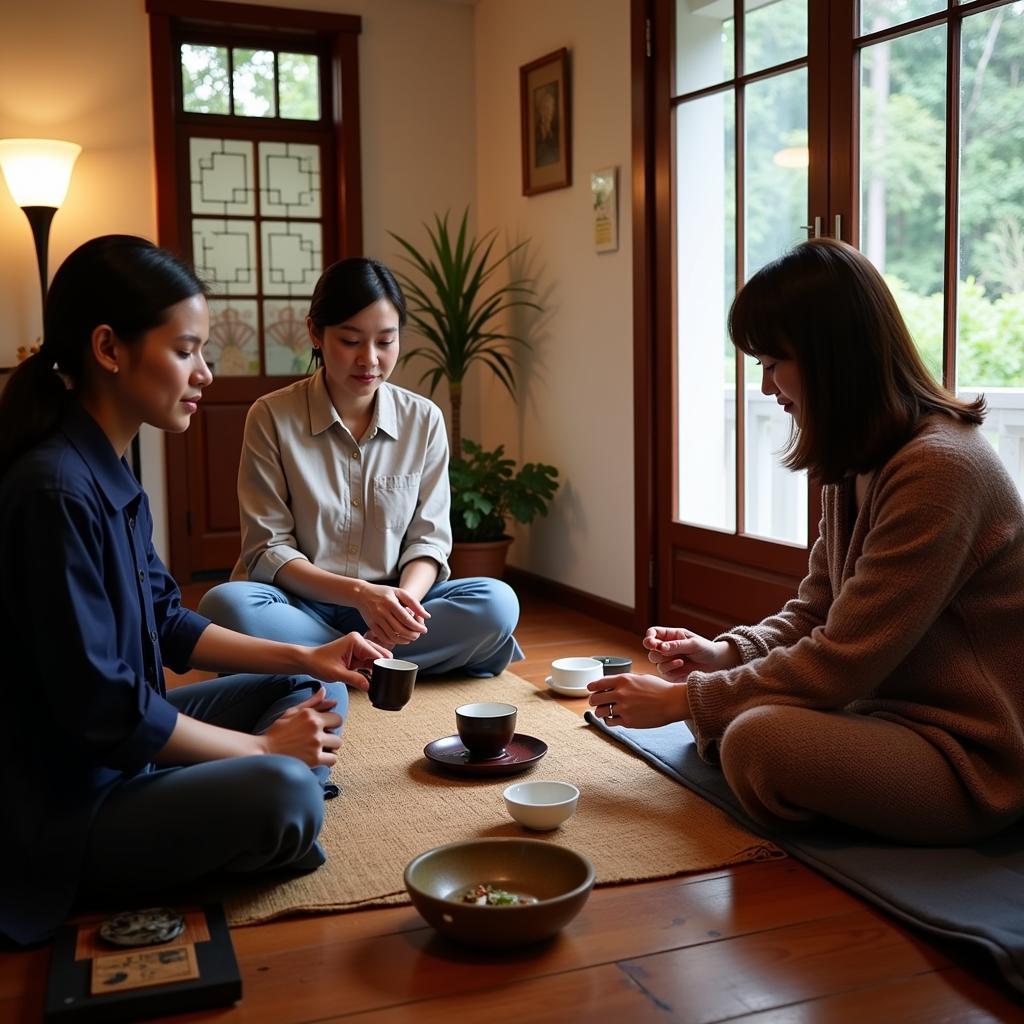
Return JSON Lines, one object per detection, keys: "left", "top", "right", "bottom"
{"left": 226, "top": 672, "right": 782, "bottom": 926}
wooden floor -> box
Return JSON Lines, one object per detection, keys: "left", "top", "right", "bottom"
{"left": 4, "top": 593, "right": 1023, "bottom": 1022}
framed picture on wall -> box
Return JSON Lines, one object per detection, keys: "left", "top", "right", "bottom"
{"left": 520, "top": 48, "right": 571, "bottom": 196}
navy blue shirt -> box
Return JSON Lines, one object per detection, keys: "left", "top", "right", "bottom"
{"left": 0, "top": 404, "right": 209, "bottom": 945}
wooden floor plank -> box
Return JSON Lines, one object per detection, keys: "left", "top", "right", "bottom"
{"left": 618, "top": 908, "right": 951, "bottom": 1023}
{"left": 723, "top": 967, "right": 1024, "bottom": 1023}
{"left": 326, "top": 963, "right": 669, "bottom": 1024}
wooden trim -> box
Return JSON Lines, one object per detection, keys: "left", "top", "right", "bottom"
{"left": 942, "top": 12, "right": 962, "bottom": 389}
{"left": 145, "top": 0, "right": 361, "bottom": 34}
{"left": 631, "top": 0, "right": 655, "bottom": 628}
{"left": 149, "top": 13, "right": 180, "bottom": 254}
{"left": 334, "top": 30, "right": 363, "bottom": 256}
{"left": 504, "top": 567, "right": 639, "bottom": 633}
{"left": 670, "top": 55, "right": 809, "bottom": 105}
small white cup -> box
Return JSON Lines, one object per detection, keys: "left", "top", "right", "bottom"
{"left": 503, "top": 780, "right": 580, "bottom": 831}
{"left": 550, "top": 657, "right": 604, "bottom": 690}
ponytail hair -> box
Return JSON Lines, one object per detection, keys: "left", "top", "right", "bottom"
{"left": 0, "top": 235, "right": 205, "bottom": 477}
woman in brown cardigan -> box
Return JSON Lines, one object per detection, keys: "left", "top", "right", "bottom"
{"left": 590, "top": 238, "right": 1024, "bottom": 844}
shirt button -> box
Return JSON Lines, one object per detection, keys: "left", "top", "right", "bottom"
{"left": 150, "top": 630, "right": 158, "bottom": 644}
{"left": 351, "top": 450, "right": 360, "bottom": 460}
{"left": 351, "top": 498, "right": 360, "bottom": 508}
{"left": 138, "top": 570, "right": 145, "bottom": 583}
{"left": 128, "top": 517, "right": 136, "bottom": 530}
{"left": 348, "top": 544, "right": 358, "bottom": 555}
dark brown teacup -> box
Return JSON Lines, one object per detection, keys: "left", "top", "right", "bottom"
{"left": 591, "top": 655, "right": 633, "bottom": 676}
{"left": 369, "top": 658, "right": 418, "bottom": 711}
{"left": 455, "top": 702, "right": 517, "bottom": 760}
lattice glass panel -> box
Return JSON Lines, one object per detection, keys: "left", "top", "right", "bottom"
{"left": 207, "top": 299, "right": 260, "bottom": 376}
{"left": 260, "top": 220, "right": 322, "bottom": 296}
{"left": 193, "top": 219, "right": 258, "bottom": 295}
{"left": 190, "top": 138, "right": 255, "bottom": 216}
{"left": 259, "top": 142, "right": 321, "bottom": 217}
{"left": 264, "top": 299, "right": 312, "bottom": 375}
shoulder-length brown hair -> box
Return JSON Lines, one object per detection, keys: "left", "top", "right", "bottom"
{"left": 728, "top": 238, "right": 984, "bottom": 484}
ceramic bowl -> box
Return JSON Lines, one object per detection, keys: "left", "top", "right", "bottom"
{"left": 404, "top": 838, "right": 595, "bottom": 948}
{"left": 503, "top": 780, "right": 580, "bottom": 831}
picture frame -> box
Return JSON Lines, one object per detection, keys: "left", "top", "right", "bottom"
{"left": 520, "top": 48, "right": 571, "bottom": 196}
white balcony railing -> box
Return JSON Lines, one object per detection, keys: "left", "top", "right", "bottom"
{"left": 719, "top": 387, "right": 1024, "bottom": 544}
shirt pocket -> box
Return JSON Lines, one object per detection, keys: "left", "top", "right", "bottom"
{"left": 373, "top": 473, "right": 421, "bottom": 531}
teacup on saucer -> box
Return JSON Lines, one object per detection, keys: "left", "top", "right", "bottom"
{"left": 544, "top": 676, "right": 592, "bottom": 699}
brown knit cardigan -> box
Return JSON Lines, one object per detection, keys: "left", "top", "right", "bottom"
{"left": 687, "top": 414, "right": 1024, "bottom": 822}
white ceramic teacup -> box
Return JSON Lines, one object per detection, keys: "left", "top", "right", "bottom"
{"left": 550, "top": 657, "right": 604, "bottom": 690}
{"left": 503, "top": 780, "right": 580, "bottom": 831}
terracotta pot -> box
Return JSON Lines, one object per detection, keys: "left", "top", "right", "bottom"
{"left": 448, "top": 537, "right": 513, "bottom": 579}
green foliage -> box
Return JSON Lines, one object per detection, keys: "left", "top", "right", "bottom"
{"left": 449, "top": 439, "right": 560, "bottom": 543}
{"left": 388, "top": 210, "right": 541, "bottom": 455}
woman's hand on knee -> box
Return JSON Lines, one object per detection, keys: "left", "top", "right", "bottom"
{"left": 353, "top": 583, "right": 430, "bottom": 645}
{"left": 305, "top": 633, "right": 392, "bottom": 691}
{"left": 262, "top": 687, "right": 344, "bottom": 767}
{"left": 586, "top": 673, "right": 690, "bottom": 729}
{"left": 643, "top": 626, "right": 738, "bottom": 681}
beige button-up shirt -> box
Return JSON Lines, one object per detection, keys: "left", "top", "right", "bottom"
{"left": 231, "top": 371, "right": 452, "bottom": 587}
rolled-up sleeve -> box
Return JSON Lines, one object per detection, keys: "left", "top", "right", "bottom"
{"left": 398, "top": 404, "right": 452, "bottom": 582}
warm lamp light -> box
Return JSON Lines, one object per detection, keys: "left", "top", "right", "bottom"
{"left": 772, "top": 145, "right": 809, "bottom": 169}
{"left": 0, "top": 138, "right": 81, "bottom": 301}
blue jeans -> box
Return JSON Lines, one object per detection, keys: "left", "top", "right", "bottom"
{"left": 80, "top": 673, "right": 347, "bottom": 900}
{"left": 199, "top": 577, "right": 524, "bottom": 677}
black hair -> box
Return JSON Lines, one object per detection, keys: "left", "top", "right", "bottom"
{"left": 307, "top": 257, "right": 407, "bottom": 367}
{"left": 728, "top": 237, "right": 983, "bottom": 483}
{"left": 0, "top": 234, "right": 206, "bottom": 477}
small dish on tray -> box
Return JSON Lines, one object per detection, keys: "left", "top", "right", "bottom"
{"left": 544, "top": 675, "right": 592, "bottom": 699}
{"left": 423, "top": 733, "right": 547, "bottom": 777}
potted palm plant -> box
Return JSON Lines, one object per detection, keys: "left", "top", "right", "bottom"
{"left": 390, "top": 210, "right": 559, "bottom": 577}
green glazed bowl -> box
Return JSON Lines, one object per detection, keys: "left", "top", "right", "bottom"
{"left": 404, "top": 838, "right": 595, "bottom": 948}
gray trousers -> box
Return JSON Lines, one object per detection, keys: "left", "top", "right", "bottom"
{"left": 719, "top": 705, "right": 1003, "bottom": 844}
{"left": 80, "top": 673, "right": 346, "bottom": 900}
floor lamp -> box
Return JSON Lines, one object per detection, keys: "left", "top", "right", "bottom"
{"left": 0, "top": 142, "right": 144, "bottom": 476}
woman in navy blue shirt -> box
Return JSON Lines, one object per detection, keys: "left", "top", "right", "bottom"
{"left": 0, "top": 236, "right": 391, "bottom": 946}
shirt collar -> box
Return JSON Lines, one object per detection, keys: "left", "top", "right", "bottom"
{"left": 61, "top": 402, "right": 142, "bottom": 512}
{"left": 307, "top": 369, "right": 400, "bottom": 441}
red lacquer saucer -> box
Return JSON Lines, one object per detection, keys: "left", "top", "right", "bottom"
{"left": 423, "top": 733, "right": 547, "bottom": 777}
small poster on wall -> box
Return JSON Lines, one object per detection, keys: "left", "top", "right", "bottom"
{"left": 591, "top": 166, "right": 618, "bottom": 253}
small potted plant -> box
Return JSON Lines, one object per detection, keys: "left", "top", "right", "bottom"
{"left": 448, "top": 440, "right": 559, "bottom": 578}
{"left": 390, "top": 209, "right": 561, "bottom": 576}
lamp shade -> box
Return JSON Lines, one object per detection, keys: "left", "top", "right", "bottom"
{"left": 0, "top": 138, "right": 81, "bottom": 208}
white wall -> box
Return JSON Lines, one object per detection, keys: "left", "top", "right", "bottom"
{"left": 0, "top": 0, "right": 476, "bottom": 561}
{"left": 473, "top": 0, "right": 634, "bottom": 607}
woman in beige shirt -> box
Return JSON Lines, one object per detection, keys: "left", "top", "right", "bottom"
{"left": 200, "top": 258, "right": 523, "bottom": 678}
{"left": 590, "top": 238, "right": 1024, "bottom": 844}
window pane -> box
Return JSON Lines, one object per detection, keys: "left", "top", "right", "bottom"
{"left": 958, "top": 2, "right": 1024, "bottom": 496}
{"left": 860, "top": 0, "right": 946, "bottom": 36}
{"left": 259, "top": 142, "right": 321, "bottom": 218}
{"left": 860, "top": 26, "right": 946, "bottom": 381}
{"left": 192, "top": 219, "right": 258, "bottom": 296}
{"left": 261, "top": 221, "right": 323, "bottom": 296}
{"left": 265, "top": 299, "right": 313, "bottom": 375}
{"left": 743, "top": 68, "right": 808, "bottom": 542}
{"left": 279, "top": 52, "right": 321, "bottom": 120}
{"left": 675, "top": 0, "right": 734, "bottom": 96}
{"left": 181, "top": 44, "right": 229, "bottom": 115}
{"left": 233, "top": 48, "right": 276, "bottom": 118}
{"left": 744, "top": 0, "right": 807, "bottom": 75}
{"left": 675, "top": 91, "right": 737, "bottom": 532}
{"left": 206, "top": 299, "right": 260, "bottom": 376}
{"left": 189, "top": 138, "right": 254, "bottom": 216}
